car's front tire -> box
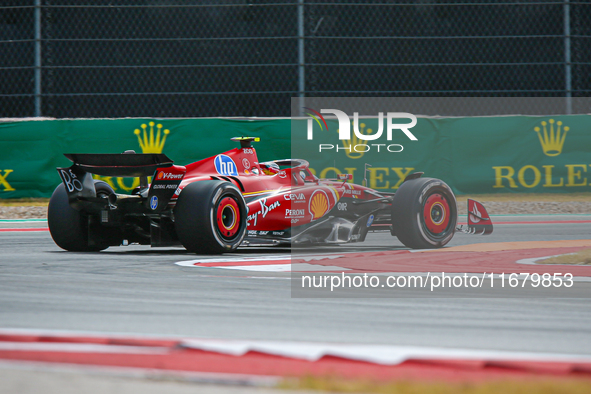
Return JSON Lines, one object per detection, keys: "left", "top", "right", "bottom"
{"left": 391, "top": 177, "right": 457, "bottom": 249}
{"left": 174, "top": 180, "right": 247, "bottom": 254}
{"left": 48, "top": 181, "right": 113, "bottom": 252}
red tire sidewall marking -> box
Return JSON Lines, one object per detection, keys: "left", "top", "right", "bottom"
{"left": 216, "top": 196, "right": 240, "bottom": 238}
{"left": 423, "top": 193, "right": 450, "bottom": 234}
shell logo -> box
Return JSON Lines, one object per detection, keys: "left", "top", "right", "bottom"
{"left": 157, "top": 172, "right": 164, "bottom": 180}
{"left": 309, "top": 190, "right": 329, "bottom": 220}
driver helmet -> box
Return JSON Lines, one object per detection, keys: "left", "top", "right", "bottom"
{"left": 259, "top": 161, "right": 280, "bottom": 175}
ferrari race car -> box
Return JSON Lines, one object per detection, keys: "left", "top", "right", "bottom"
{"left": 48, "top": 137, "right": 493, "bottom": 254}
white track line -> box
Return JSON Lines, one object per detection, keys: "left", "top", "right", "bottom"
{"left": 0, "top": 342, "right": 168, "bottom": 354}
{"left": 179, "top": 339, "right": 591, "bottom": 365}
{"left": 175, "top": 254, "right": 348, "bottom": 272}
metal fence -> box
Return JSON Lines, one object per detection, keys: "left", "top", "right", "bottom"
{"left": 1, "top": 1, "right": 589, "bottom": 118}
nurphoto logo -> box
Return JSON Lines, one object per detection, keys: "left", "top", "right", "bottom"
{"left": 304, "top": 108, "right": 418, "bottom": 155}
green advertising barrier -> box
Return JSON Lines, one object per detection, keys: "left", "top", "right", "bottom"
{"left": 0, "top": 118, "right": 291, "bottom": 199}
{"left": 291, "top": 114, "right": 591, "bottom": 195}
{"left": 0, "top": 115, "right": 590, "bottom": 198}
{"left": 444, "top": 116, "right": 591, "bottom": 194}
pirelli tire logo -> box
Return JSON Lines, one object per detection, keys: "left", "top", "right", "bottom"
{"left": 493, "top": 119, "right": 587, "bottom": 189}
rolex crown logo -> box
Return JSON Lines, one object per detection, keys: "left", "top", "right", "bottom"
{"left": 534, "top": 119, "right": 568, "bottom": 157}
{"left": 341, "top": 121, "right": 373, "bottom": 159}
{"left": 134, "top": 122, "right": 170, "bottom": 154}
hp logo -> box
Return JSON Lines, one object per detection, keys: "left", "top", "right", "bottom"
{"left": 214, "top": 154, "right": 238, "bottom": 176}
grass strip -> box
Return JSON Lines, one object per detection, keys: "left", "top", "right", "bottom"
{"left": 0, "top": 198, "right": 49, "bottom": 207}
{"left": 280, "top": 376, "right": 591, "bottom": 394}
{"left": 537, "top": 249, "right": 591, "bottom": 265}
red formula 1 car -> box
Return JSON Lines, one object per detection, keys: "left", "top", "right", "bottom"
{"left": 48, "top": 137, "right": 493, "bottom": 253}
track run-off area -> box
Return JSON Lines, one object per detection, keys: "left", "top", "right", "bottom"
{"left": 2, "top": 214, "right": 591, "bottom": 382}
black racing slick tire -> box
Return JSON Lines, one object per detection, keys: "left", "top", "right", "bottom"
{"left": 391, "top": 177, "right": 457, "bottom": 249}
{"left": 47, "top": 180, "right": 114, "bottom": 252}
{"left": 174, "top": 180, "right": 247, "bottom": 254}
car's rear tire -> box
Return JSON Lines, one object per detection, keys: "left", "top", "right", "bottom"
{"left": 48, "top": 180, "right": 114, "bottom": 252}
{"left": 174, "top": 180, "right": 247, "bottom": 254}
{"left": 391, "top": 177, "right": 457, "bottom": 249}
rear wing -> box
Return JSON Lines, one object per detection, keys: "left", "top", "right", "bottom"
{"left": 57, "top": 153, "right": 185, "bottom": 212}
{"left": 63, "top": 153, "right": 173, "bottom": 177}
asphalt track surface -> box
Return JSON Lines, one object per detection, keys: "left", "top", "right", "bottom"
{"left": 2, "top": 215, "right": 591, "bottom": 357}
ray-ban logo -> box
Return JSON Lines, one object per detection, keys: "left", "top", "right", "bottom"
{"left": 305, "top": 108, "right": 418, "bottom": 156}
